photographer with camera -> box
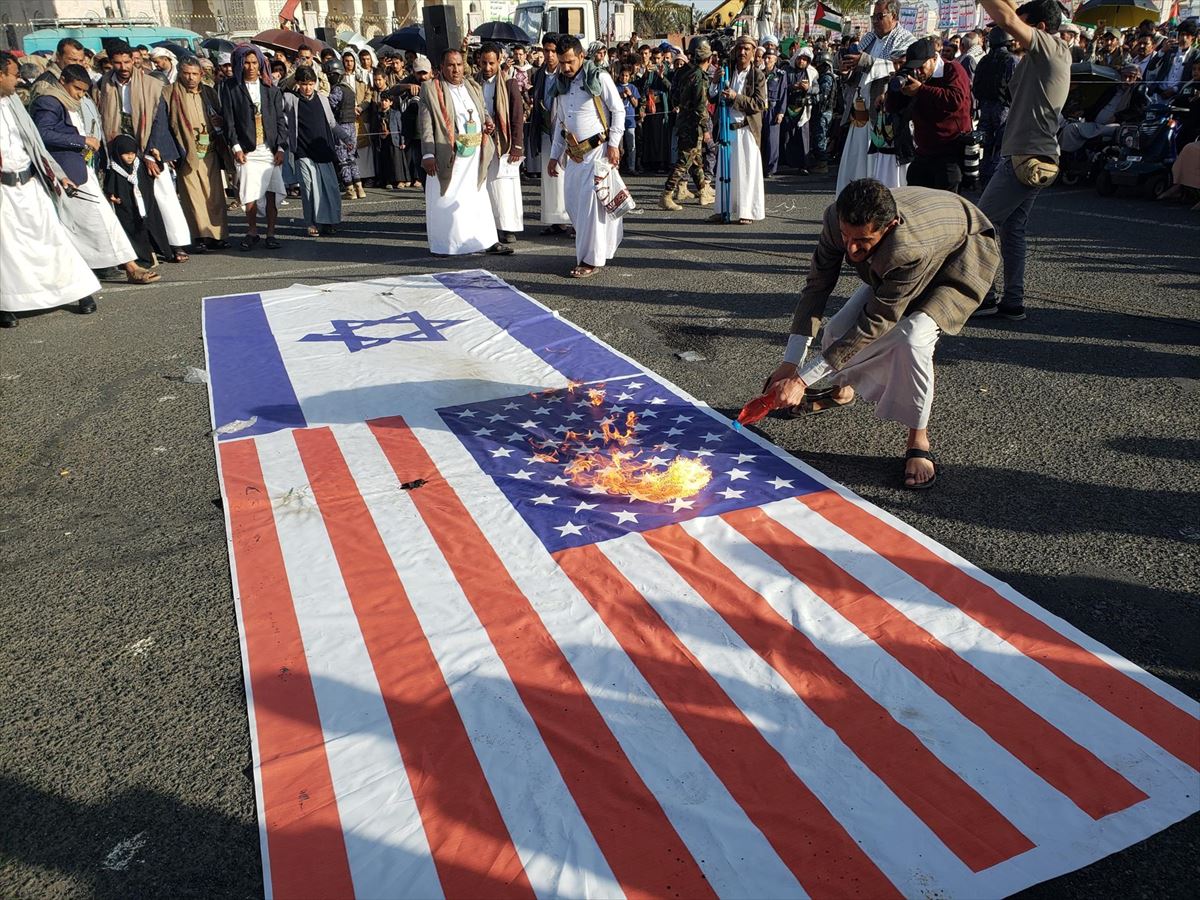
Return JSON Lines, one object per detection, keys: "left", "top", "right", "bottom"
{"left": 890, "top": 37, "right": 973, "bottom": 194}
{"left": 971, "top": 0, "right": 1072, "bottom": 322}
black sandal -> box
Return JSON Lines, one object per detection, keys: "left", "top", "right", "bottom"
{"left": 902, "top": 448, "right": 937, "bottom": 491}
{"left": 263, "top": 236, "right": 282, "bottom": 250}
{"left": 239, "top": 234, "right": 260, "bottom": 251}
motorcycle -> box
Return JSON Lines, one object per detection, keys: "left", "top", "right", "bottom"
{"left": 1096, "top": 103, "right": 1184, "bottom": 198}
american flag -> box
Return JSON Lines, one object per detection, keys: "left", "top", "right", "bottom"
{"left": 206, "top": 271, "right": 1199, "bottom": 900}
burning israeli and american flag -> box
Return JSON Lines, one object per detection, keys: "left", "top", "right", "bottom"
{"left": 204, "top": 270, "right": 1198, "bottom": 900}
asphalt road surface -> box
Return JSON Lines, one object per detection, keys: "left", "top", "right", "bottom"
{"left": 2, "top": 170, "right": 1198, "bottom": 899}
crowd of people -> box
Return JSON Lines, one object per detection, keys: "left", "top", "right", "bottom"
{"left": 1, "top": 2, "right": 1196, "bottom": 486}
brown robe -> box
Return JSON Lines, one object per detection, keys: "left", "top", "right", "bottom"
{"left": 168, "top": 83, "right": 227, "bottom": 241}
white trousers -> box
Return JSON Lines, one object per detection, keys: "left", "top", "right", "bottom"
{"left": 153, "top": 166, "right": 192, "bottom": 247}
{"left": 0, "top": 177, "right": 100, "bottom": 311}
{"left": 425, "top": 154, "right": 497, "bottom": 255}
{"left": 539, "top": 133, "right": 569, "bottom": 225}
{"left": 716, "top": 126, "right": 765, "bottom": 222}
{"left": 822, "top": 284, "right": 940, "bottom": 430}
{"left": 58, "top": 167, "right": 136, "bottom": 268}
{"left": 563, "top": 149, "right": 622, "bottom": 268}
{"left": 487, "top": 152, "right": 524, "bottom": 233}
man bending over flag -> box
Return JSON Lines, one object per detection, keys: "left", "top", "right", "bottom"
{"left": 546, "top": 35, "right": 625, "bottom": 279}
{"left": 765, "top": 179, "right": 999, "bottom": 490}
{"left": 419, "top": 49, "right": 513, "bottom": 258}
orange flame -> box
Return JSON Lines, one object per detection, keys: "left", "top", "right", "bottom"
{"left": 600, "top": 411, "right": 639, "bottom": 447}
{"left": 567, "top": 452, "right": 712, "bottom": 503}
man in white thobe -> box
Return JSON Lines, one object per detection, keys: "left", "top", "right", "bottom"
{"left": 712, "top": 36, "right": 767, "bottom": 224}
{"left": 0, "top": 52, "right": 100, "bottom": 328}
{"left": 418, "top": 49, "right": 511, "bottom": 257}
{"left": 475, "top": 43, "right": 525, "bottom": 244}
{"left": 530, "top": 35, "right": 571, "bottom": 235}
{"left": 836, "top": 0, "right": 915, "bottom": 194}
{"left": 546, "top": 37, "right": 625, "bottom": 279}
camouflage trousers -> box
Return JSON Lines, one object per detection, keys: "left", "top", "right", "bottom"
{"left": 664, "top": 129, "right": 709, "bottom": 193}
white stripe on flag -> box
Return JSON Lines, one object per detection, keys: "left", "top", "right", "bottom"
{"left": 768, "top": 500, "right": 1200, "bottom": 799}
{"left": 331, "top": 422, "right": 624, "bottom": 900}
{"left": 596, "top": 531, "right": 978, "bottom": 898}
{"left": 411, "top": 423, "right": 810, "bottom": 899}
{"left": 817, "top": 489, "right": 1200, "bottom": 717}
{"left": 256, "top": 429, "right": 444, "bottom": 900}
{"left": 677, "top": 513, "right": 1093, "bottom": 851}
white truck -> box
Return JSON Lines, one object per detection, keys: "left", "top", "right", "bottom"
{"left": 513, "top": 0, "right": 600, "bottom": 45}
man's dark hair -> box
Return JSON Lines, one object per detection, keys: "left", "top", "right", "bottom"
{"left": 60, "top": 63, "right": 91, "bottom": 85}
{"left": 836, "top": 178, "right": 897, "bottom": 231}
{"left": 542, "top": 33, "right": 559, "bottom": 51}
{"left": 56, "top": 37, "right": 85, "bottom": 56}
{"left": 294, "top": 65, "right": 317, "bottom": 83}
{"left": 439, "top": 48, "right": 463, "bottom": 67}
{"left": 135, "top": 44, "right": 148, "bottom": 52}
{"left": 1015, "top": 0, "right": 1062, "bottom": 33}
{"left": 479, "top": 42, "right": 502, "bottom": 59}
{"left": 557, "top": 34, "right": 584, "bottom": 58}
{"left": 0, "top": 50, "right": 17, "bottom": 75}
{"left": 108, "top": 42, "right": 133, "bottom": 58}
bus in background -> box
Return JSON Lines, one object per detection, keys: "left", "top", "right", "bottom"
{"left": 21, "top": 17, "right": 204, "bottom": 56}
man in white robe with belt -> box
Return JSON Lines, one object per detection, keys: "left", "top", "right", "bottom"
{"left": 418, "top": 49, "right": 512, "bottom": 257}
{"left": 546, "top": 35, "right": 625, "bottom": 279}
{"left": 0, "top": 52, "right": 100, "bottom": 328}
{"left": 475, "top": 43, "right": 525, "bottom": 244}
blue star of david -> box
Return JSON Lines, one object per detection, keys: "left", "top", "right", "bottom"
{"left": 299, "top": 311, "right": 468, "bottom": 353}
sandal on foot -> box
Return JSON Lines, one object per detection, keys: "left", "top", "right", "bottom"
{"left": 169, "top": 250, "right": 189, "bottom": 263}
{"left": 307, "top": 226, "right": 320, "bottom": 237}
{"left": 569, "top": 264, "right": 598, "bottom": 279}
{"left": 239, "top": 234, "right": 260, "bottom": 251}
{"left": 902, "top": 448, "right": 937, "bottom": 491}
{"left": 263, "top": 236, "right": 282, "bottom": 250}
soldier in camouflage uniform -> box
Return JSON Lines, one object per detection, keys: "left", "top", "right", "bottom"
{"left": 661, "top": 37, "right": 716, "bottom": 210}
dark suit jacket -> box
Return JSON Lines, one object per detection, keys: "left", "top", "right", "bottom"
{"left": 529, "top": 66, "right": 555, "bottom": 139}
{"left": 219, "top": 79, "right": 285, "bottom": 154}
{"left": 29, "top": 94, "right": 89, "bottom": 185}
{"left": 791, "top": 187, "right": 1000, "bottom": 371}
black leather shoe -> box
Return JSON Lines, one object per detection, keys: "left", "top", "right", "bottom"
{"left": 77, "top": 296, "right": 97, "bottom": 315}
{"left": 0, "top": 310, "right": 17, "bottom": 328}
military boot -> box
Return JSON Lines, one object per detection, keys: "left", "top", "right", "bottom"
{"left": 698, "top": 184, "right": 715, "bottom": 206}
{"left": 674, "top": 183, "right": 695, "bottom": 202}
{"left": 660, "top": 190, "right": 683, "bottom": 211}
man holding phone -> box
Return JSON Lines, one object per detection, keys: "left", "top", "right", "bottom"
{"left": 892, "top": 37, "right": 973, "bottom": 194}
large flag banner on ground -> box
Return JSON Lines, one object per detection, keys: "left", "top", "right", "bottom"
{"left": 204, "top": 271, "right": 1199, "bottom": 900}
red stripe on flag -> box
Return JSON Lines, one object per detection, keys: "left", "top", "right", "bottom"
{"left": 556, "top": 542, "right": 903, "bottom": 899}
{"left": 642, "top": 525, "right": 1035, "bottom": 872}
{"left": 368, "top": 418, "right": 716, "bottom": 900}
{"left": 726, "top": 506, "right": 1148, "bottom": 820}
{"left": 292, "top": 428, "right": 535, "bottom": 899}
{"left": 801, "top": 491, "right": 1200, "bottom": 772}
{"left": 219, "top": 439, "right": 356, "bottom": 900}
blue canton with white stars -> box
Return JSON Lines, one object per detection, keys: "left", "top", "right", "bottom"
{"left": 440, "top": 376, "right": 825, "bottom": 552}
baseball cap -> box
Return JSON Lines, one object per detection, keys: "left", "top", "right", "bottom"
{"left": 1100, "top": 26, "right": 1121, "bottom": 38}
{"left": 413, "top": 54, "right": 432, "bottom": 74}
{"left": 900, "top": 37, "right": 936, "bottom": 72}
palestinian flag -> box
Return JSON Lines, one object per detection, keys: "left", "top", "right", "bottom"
{"left": 814, "top": 2, "right": 843, "bottom": 32}
{"left": 1168, "top": 1, "right": 1180, "bottom": 25}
